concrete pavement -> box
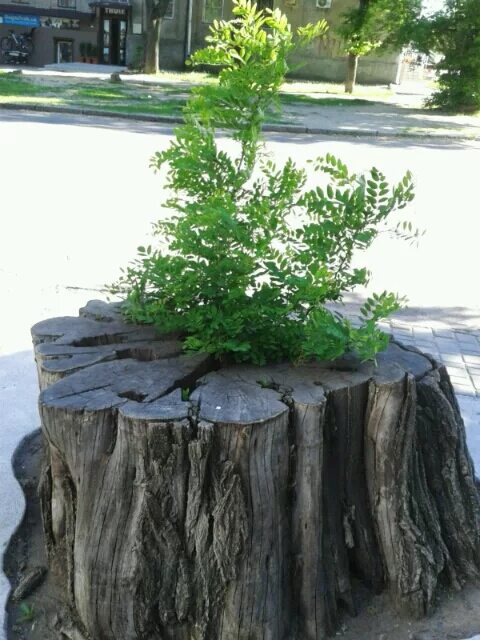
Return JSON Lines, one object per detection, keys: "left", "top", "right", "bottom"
{"left": 1, "top": 109, "right": 480, "bottom": 639}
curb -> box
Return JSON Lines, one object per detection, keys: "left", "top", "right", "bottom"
{"left": 0, "top": 102, "right": 478, "bottom": 141}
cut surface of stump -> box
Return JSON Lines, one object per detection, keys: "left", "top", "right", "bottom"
{"left": 31, "top": 300, "right": 480, "bottom": 640}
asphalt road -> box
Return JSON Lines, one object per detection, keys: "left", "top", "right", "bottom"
{"left": 2, "top": 108, "right": 480, "bottom": 355}
{"left": 1, "top": 109, "right": 480, "bottom": 638}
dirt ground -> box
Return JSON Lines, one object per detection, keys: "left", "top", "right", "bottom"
{"left": 4, "top": 431, "right": 480, "bottom": 640}
{"left": 4, "top": 431, "right": 69, "bottom": 640}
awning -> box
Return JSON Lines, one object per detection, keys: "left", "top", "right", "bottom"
{"left": 0, "top": 4, "right": 93, "bottom": 19}
{"left": 88, "top": 0, "right": 131, "bottom": 8}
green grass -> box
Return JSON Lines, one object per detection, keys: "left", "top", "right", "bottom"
{"left": 0, "top": 74, "right": 52, "bottom": 96}
{"left": 126, "top": 69, "right": 218, "bottom": 85}
{"left": 0, "top": 70, "right": 389, "bottom": 120}
{"left": 281, "top": 78, "right": 393, "bottom": 99}
{"left": 75, "top": 86, "right": 130, "bottom": 100}
{"left": 95, "top": 99, "right": 185, "bottom": 116}
{"left": 279, "top": 93, "right": 371, "bottom": 107}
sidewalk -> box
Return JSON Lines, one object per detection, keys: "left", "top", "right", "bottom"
{"left": 1, "top": 64, "right": 479, "bottom": 139}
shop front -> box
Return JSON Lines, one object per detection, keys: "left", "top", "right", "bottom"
{"left": 0, "top": 5, "right": 97, "bottom": 66}
{"left": 89, "top": 1, "right": 130, "bottom": 66}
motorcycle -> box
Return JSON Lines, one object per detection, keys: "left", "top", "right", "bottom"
{"left": 1, "top": 29, "right": 35, "bottom": 64}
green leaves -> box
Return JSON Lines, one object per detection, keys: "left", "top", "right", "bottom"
{"left": 303, "top": 292, "right": 402, "bottom": 364}
{"left": 423, "top": 0, "right": 480, "bottom": 112}
{"left": 112, "top": 1, "right": 416, "bottom": 365}
{"left": 338, "top": 0, "right": 422, "bottom": 57}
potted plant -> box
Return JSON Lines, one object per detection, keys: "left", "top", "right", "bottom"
{"left": 90, "top": 43, "right": 98, "bottom": 64}
{"left": 79, "top": 42, "right": 87, "bottom": 63}
{"left": 86, "top": 42, "right": 97, "bottom": 64}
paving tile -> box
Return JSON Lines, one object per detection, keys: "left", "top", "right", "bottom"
{"left": 452, "top": 383, "right": 476, "bottom": 396}
{"left": 455, "top": 333, "right": 480, "bottom": 346}
{"left": 433, "top": 329, "right": 457, "bottom": 340}
{"left": 414, "top": 342, "right": 437, "bottom": 352}
{"left": 464, "top": 355, "right": 480, "bottom": 366}
{"left": 435, "top": 339, "right": 462, "bottom": 353}
{"left": 391, "top": 327, "right": 412, "bottom": 336}
{"left": 466, "top": 365, "right": 480, "bottom": 375}
{"left": 446, "top": 365, "right": 471, "bottom": 379}
{"left": 396, "top": 337, "right": 416, "bottom": 345}
{"left": 440, "top": 353, "right": 465, "bottom": 365}
{"left": 459, "top": 345, "right": 480, "bottom": 356}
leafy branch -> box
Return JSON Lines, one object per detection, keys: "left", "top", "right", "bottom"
{"left": 112, "top": 0, "right": 417, "bottom": 365}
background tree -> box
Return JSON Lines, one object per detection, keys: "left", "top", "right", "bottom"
{"left": 144, "top": 0, "right": 171, "bottom": 74}
{"left": 416, "top": 0, "right": 480, "bottom": 112}
{"left": 338, "top": 0, "right": 422, "bottom": 93}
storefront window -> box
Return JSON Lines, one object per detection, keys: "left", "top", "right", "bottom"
{"left": 58, "top": 0, "right": 76, "bottom": 8}
{"left": 165, "top": 0, "right": 174, "bottom": 18}
{"left": 119, "top": 19, "right": 126, "bottom": 65}
{"left": 203, "top": 0, "right": 223, "bottom": 23}
{"left": 103, "top": 17, "right": 110, "bottom": 61}
{"left": 41, "top": 17, "right": 79, "bottom": 29}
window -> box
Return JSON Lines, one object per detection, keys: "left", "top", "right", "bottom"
{"left": 203, "top": 0, "right": 223, "bottom": 23}
{"left": 58, "top": 0, "right": 76, "bottom": 8}
{"left": 165, "top": 0, "right": 174, "bottom": 19}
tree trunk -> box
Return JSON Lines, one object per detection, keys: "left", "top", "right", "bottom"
{"left": 144, "top": 14, "right": 162, "bottom": 74}
{"left": 345, "top": 52, "right": 359, "bottom": 94}
{"left": 32, "top": 300, "right": 480, "bottom": 640}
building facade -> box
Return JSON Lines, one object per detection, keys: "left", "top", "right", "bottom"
{"left": 0, "top": 0, "right": 402, "bottom": 84}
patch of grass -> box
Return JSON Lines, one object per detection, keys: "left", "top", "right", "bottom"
{"left": 0, "top": 70, "right": 400, "bottom": 121}
{"left": 76, "top": 86, "right": 129, "bottom": 100}
{"left": 279, "top": 93, "right": 371, "bottom": 107}
{"left": 95, "top": 99, "right": 185, "bottom": 116}
{"left": 0, "top": 74, "right": 52, "bottom": 96}
{"left": 0, "top": 94, "right": 64, "bottom": 105}
{"left": 16, "top": 603, "right": 36, "bottom": 624}
{"left": 127, "top": 69, "right": 218, "bottom": 86}
{"left": 281, "top": 78, "right": 393, "bottom": 99}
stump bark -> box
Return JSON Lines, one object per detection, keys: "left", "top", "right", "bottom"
{"left": 31, "top": 300, "right": 480, "bottom": 640}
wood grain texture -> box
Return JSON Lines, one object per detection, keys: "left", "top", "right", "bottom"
{"left": 32, "top": 303, "right": 480, "bottom": 639}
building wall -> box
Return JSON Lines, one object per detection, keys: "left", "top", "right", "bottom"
{"left": 0, "top": 0, "right": 401, "bottom": 84}
{"left": 0, "top": 9, "right": 97, "bottom": 66}
{"left": 29, "top": 23, "right": 97, "bottom": 65}
{"left": 143, "top": 0, "right": 402, "bottom": 84}
{"left": 277, "top": 0, "right": 401, "bottom": 84}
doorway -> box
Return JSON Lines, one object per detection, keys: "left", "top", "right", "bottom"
{"left": 55, "top": 39, "right": 73, "bottom": 63}
{"left": 101, "top": 11, "right": 127, "bottom": 65}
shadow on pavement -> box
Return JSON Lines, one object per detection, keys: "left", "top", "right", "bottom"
{"left": 0, "top": 108, "right": 478, "bottom": 151}
{"left": 335, "top": 292, "right": 480, "bottom": 331}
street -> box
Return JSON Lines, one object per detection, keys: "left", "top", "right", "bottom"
{"left": 1, "top": 109, "right": 480, "bottom": 357}
{"left": 1, "top": 109, "right": 480, "bottom": 638}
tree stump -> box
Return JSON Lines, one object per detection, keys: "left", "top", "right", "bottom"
{"left": 31, "top": 301, "right": 480, "bottom": 640}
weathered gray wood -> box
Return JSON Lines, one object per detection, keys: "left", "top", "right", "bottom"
{"left": 11, "top": 566, "right": 47, "bottom": 602}
{"left": 32, "top": 302, "right": 480, "bottom": 640}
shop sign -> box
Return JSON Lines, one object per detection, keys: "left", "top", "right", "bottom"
{"left": 105, "top": 7, "right": 127, "bottom": 15}
{"left": 3, "top": 13, "right": 41, "bottom": 27}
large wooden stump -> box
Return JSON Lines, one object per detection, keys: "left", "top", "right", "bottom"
{"left": 31, "top": 301, "right": 480, "bottom": 640}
